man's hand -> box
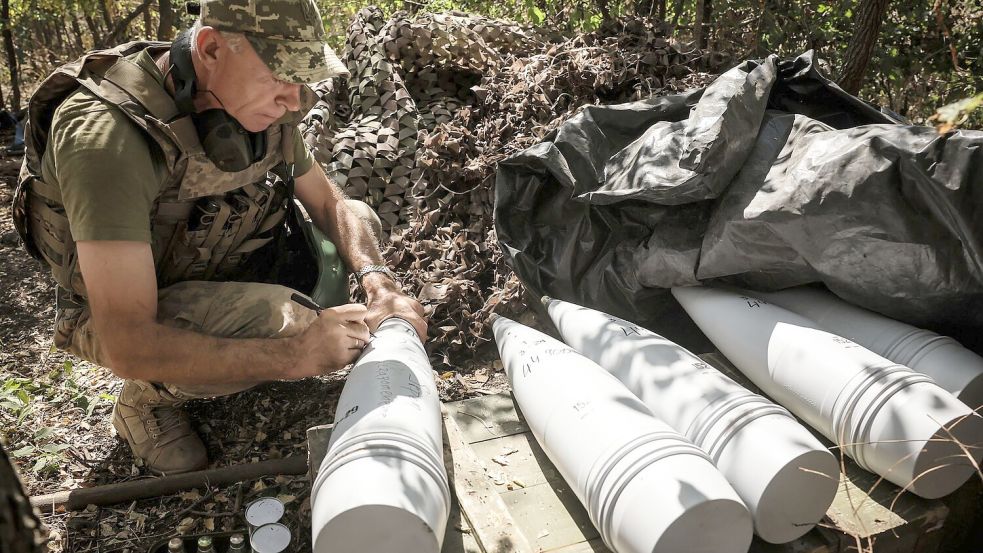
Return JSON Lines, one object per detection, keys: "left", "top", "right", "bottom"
{"left": 289, "top": 303, "right": 371, "bottom": 379}
{"left": 362, "top": 274, "right": 427, "bottom": 340}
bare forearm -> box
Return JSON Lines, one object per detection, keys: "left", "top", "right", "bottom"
{"left": 315, "top": 195, "right": 384, "bottom": 273}
{"left": 106, "top": 321, "right": 302, "bottom": 386}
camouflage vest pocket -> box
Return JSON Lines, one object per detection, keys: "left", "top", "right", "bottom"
{"left": 156, "top": 180, "right": 289, "bottom": 286}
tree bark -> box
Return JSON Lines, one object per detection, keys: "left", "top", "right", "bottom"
{"left": 703, "top": 0, "right": 713, "bottom": 48}
{"left": 51, "top": 19, "right": 66, "bottom": 54}
{"left": 0, "top": 0, "right": 19, "bottom": 111}
{"left": 595, "top": 0, "right": 612, "bottom": 21}
{"left": 657, "top": 0, "right": 666, "bottom": 21}
{"left": 670, "top": 0, "right": 685, "bottom": 33}
{"left": 695, "top": 0, "right": 704, "bottom": 48}
{"left": 0, "top": 445, "right": 46, "bottom": 553}
{"left": 157, "top": 0, "right": 174, "bottom": 40}
{"left": 70, "top": 12, "right": 86, "bottom": 51}
{"left": 98, "top": 0, "right": 114, "bottom": 29}
{"left": 838, "top": 0, "right": 891, "bottom": 95}
{"left": 31, "top": 455, "right": 308, "bottom": 512}
{"left": 144, "top": 0, "right": 153, "bottom": 38}
{"left": 83, "top": 12, "right": 102, "bottom": 40}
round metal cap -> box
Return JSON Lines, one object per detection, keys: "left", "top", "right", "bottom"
{"left": 250, "top": 523, "right": 291, "bottom": 553}
{"left": 245, "top": 497, "right": 285, "bottom": 527}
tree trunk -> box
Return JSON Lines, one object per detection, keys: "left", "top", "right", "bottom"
{"left": 144, "top": 0, "right": 153, "bottom": 38}
{"left": 70, "top": 12, "right": 85, "bottom": 51}
{"left": 637, "top": 0, "right": 653, "bottom": 17}
{"left": 595, "top": 0, "right": 612, "bottom": 21}
{"left": 0, "top": 445, "right": 46, "bottom": 553}
{"left": 657, "top": 0, "right": 666, "bottom": 21}
{"left": 83, "top": 12, "right": 102, "bottom": 39}
{"left": 157, "top": 0, "right": 174, "bottom": 40}
{"left": 703, "top": 0, "right": 713, "bottom": 48}
{"left": 0, "top": 0, "right": 19, "bottom": 111}
{"left": 695, "top": 0, "right": 704, "bottom": 47}
{"left": 838, "top": 0, "right": 891, "bottom": 95}
{"left": 99, "top": 0, "right": 114, "bottom": 29}
{"left": 670, "top": 0, "right": 685, "bottom": 33}
{"left": 51, "top": 20, "right": 60, "bottom": 50}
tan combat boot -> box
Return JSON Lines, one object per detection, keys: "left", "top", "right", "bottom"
{"left": 111, "top": 380, "right": 208, "bottom": 474}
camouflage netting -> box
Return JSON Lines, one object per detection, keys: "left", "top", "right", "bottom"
{"left": 298, "top": 7, "right": 722, "bottom": 369}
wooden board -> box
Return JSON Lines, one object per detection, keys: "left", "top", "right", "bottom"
{"left": 442, "top": 406, "right": 534, "bottom": 553}
{"left": 444, "top": 395, "right": 609, "bottom": 553}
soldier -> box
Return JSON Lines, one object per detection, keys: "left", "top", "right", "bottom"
{"left": 13, "top": 0, "right": 427, "bottom": 474}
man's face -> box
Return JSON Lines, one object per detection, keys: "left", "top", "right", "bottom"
{"left": 207, "top": 37, "right": 304, "bottom": 133}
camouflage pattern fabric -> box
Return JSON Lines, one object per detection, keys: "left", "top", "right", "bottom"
{"left": 200, "top": 0, "right": 349, "bottom": 82}
{"left": 299, "top": 8, "right": 548, "bottom": 230}
{"left": 299, "top": 7, "right": 421, "bottom": 230}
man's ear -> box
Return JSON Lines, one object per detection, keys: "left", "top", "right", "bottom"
{"left": 194, "top": 26, "right": 223, "bottom": 67}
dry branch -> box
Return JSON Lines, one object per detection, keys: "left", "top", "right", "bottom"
{"left": 29, "top": 455, "right": 307, "bottom": 512}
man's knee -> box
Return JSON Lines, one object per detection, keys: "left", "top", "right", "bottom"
{"left": 344, "top": 199, "right": 384, "bottom": 243}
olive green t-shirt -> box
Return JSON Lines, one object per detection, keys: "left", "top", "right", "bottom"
{"left": 41, "top": 48, "right": 315, "bottom": 243}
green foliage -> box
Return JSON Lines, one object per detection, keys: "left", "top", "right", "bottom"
{"left": 931, "top": 92, "right": 983, "bottom": 133}
{"left": 1, "top": 360, "right": 114, "bottom": 473}
{"left": 0, "top": 377, "right": 39, "bottom": 424}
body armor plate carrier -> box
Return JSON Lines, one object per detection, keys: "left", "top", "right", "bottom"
{"left": 12, "top": 41, "right": 321, "bottom": 307}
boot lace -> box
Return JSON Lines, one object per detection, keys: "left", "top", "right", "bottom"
{"left": 150, "top": 404, "right": 188, "bottom": 437}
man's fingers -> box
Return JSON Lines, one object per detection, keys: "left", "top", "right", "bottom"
{"left": 329, "top": 303, "right": 368, "bottom": 322}
{"left": 345, "top": 320, "right": 371, "bottom": 343}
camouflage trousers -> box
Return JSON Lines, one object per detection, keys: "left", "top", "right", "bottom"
{"left": 55, "top": 200, "right": 381, "bottom": 400}
{"left": 55, "top": 281, "right": 324, "bottom": 399}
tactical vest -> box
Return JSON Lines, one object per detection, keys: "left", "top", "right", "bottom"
{"left": 13, "top": 41, "right": 317, "bottom": 306}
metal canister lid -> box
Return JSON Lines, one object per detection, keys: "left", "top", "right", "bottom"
{"left": 244, "top": 497, "right": 285, "bottom": 527}
{"left": 249, "top": 523, "right": 291, "bottom": 553}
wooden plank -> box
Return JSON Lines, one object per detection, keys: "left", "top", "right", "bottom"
{"left": 441, "top": 497, "right": 483, "bottom": 553}
{"left": 442, "top": 406, "right": 534, "bottom": 553}
{"left": 748, "top": 527, "right": 838, "bottom": 553}
{"left": 445, "top": 393, "right": 529, "bottom": 444}
{"left": 501, "top": 480, "right": 600, "bottom": 552}
{"left": 306, "top": 424, "right": 334, "bottom": 483}
{"left": 470, "top": 433, "right": 561, "bottom": 492}
{"left": 548, "top": 538, "right": 611, "bottom": 553}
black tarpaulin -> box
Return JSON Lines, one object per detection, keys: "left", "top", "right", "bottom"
{"left": 494, "top": 51, "right": 983, "bottom": 352}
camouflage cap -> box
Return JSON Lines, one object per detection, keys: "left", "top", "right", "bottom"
{"left": 200, "top": 0, "right": 349, "bottom": 83}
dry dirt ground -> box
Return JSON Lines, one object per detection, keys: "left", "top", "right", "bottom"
{"left": 0, "top": 144, "right": 511, "bottom": 552}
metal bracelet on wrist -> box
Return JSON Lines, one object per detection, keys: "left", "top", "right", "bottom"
{"left": 354, "top": 265, "right": 397, "bottom": 287}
